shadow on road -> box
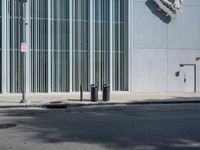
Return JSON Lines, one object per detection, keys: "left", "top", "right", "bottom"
{"left": 126, "top": 96, "right": 200, "bottom": 105}
{"left": 2, "top": 101, "right": 200, "bottom": 150}
{"left": 0, "top": 123, "right": 17, "bottom": 129}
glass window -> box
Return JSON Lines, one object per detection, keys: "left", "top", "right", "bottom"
{"left": 1, "top": 0, "right": 129, "bottom": 93}
{"left": 51, "top": 0, "right": 70, "bottom": 92}
{"left": 51, "top": 0, "right": 69, "bottom": 19}
{"left": 93, "top": 0, "right": 110, "bottom": 90}
{"left": 0, "top": 0, "right": 2, "bottom": 93}
{"left": 6, "top": 0, "right": 21, "bottom": 93}
{"left": 112, "top": 0, "right": 128, "bottom": 91}
{"left": 30, "top": 0, "right": 48, "bottom": 92}
{"left": 72, "top": 0, "right": 90, "bottom": 92}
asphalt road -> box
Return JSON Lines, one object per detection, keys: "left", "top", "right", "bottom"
{"left": 0, "top": 103, "right": 200, "bottom": 150}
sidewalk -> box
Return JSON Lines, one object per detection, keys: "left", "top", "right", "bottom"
{"left": 0, "top": 92, "right": 200, "bottom": 108}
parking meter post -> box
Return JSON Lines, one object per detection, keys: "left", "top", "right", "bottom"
{"left": 80, "top": 85, "right": 83, "bottom": 102}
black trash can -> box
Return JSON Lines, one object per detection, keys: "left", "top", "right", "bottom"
{"left": 91, "top": 84, "right": 98, "bottom": 102}
{"left": 103, "top": 84, "right": 110, "bottom": 101}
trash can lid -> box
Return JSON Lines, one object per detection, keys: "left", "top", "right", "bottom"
{"left": 103, "top": 84, "right": 110, "bottom": 87}
{"left": 91, "top": 84, "right": 98, "bottom": 87}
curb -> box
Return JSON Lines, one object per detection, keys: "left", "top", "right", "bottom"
{"left": 0, "top": 104, "right": 43, "bottom": 109}
{"left": 0, "top": 99, "right": 200, "bottom": 109}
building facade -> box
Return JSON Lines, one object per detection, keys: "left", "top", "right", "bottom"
{"left": 0, "top": 0, "right": 200, "bottom": 94}
{"left": 129, "top": 0, "right": 200, "bottom": 93}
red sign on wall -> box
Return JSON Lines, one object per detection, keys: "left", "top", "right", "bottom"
{"left": 21, "top": 42, "right": 28, "bottom": 53}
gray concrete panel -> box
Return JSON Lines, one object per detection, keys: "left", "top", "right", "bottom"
{"left": 132, "top": 49, "right": 167, "bottom": 92}
{"left": 168, "top": 5, "right": 200, "bottom": 50}
{"left": 132, "top": 1, "right": 168, "bottom": 49}
{"left": 183, "top": 0, "right": 200, "bottom": 6}
{"left": 130, "top": 0, "right": 200, "bottom": 93}
{"left": 167, "top": 50, "right": 200, "bottom": 92}
{"left": 132, "top": 0, "right": 200, "bottom": 6}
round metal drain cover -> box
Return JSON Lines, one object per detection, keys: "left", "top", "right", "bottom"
{"left": 50, "top": 101, "right": 63, "bottom": 104}
{"left": 45, "top": 101, "right": 67, "bottom": 109}
{"left": 0, "top": 124, "right": 17, "bottom": 129}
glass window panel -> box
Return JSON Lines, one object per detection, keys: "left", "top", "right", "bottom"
{"left": 94, "top": 51, "right": 110, "bottom": 90}
{"left": 30, "top": 51, "right": 48, "bottom": 92}
{"left": 2, "top": 0, "right": 129, "bottom": 93}
{"left": 73, "top": 0, "right": 89, "bottom": 21}
{"left": 0, "top": 0, "right": 1, "bottom": 17}
{"left": 30, "top": 20, "right": 48, "bottom": 51}
{"left": 72, "top": 0, "right": 90, "bottom": 92}
{"left": 30, "top": 0, "right": 48, "bottom": 18}
{"left": 9, "top": 0, "right": 20, "bottom": 18}
{"left": 112, "top": 0, "right": 128, "bottom": 91}
{"left": 51, "top": 0, "right": 70, "bottom": 92}
{"left": 94, "top": 22, "right": 109, "bottom": 51}
{"left": 113, "top": 0, "right": 125, "bottom": 22}
{"left": 93, "top": 22, "right": 110, "bottom": 90}
{"left": 94, "top": 0, "right": 109, "bottom": 22}
{"left": 7, "top": 50, "right": 22, "bottom": 93}
{"left": 51, "top": 20, "right": 69, "bottom": 50}
{"left": 93, "top": 0, "right": 110, "bottom": 90}
{"left": 0, "top": 0, "right": 1, "bottom": 93}
{"left": 30, "top": 0, "right": 48, "bottom": 93}
{"left": 6, "top": 0, "right": 21, "bottom": 93}
{"left": 51, "top": 0, "right": 69, "bottom": 19}
{"left": 0, "top": 18, "right": 1, "bottom": 49}
{"left": 51, "top": 21, "right": 70, "bottom": 92}
{"left": 51, "top": 51, "right": 70, "bottom": 92}
{"left": 72, "top": 21, "right": 89, "bottom": 51}
{"left": 0, "top": 15, "right": 1, "bottom": 93}
{"left": 0, "top": 50, "right": 1, "bottom": 93}
{"left": 72, "top": 51, "right": 90, "bottom": 91}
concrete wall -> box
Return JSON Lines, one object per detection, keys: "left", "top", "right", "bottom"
{"left": 129, "top": 0, "right": 200, "bottom": 92}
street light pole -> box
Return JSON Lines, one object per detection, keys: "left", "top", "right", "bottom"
{"left": 19, "top": 0, "right": 28, "bottom": 103}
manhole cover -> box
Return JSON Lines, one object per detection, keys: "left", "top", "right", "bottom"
{"left": 45, "top": 102, "right": 67, "bottom": 109}
{"left": 50, "top": 101, "right": 63, "bottom": 104}
{"left": 0, "top": 124, "right": 17, "bottom": 129}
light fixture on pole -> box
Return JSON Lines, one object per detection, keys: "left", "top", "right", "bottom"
{"left": 196, "top": 57, "right": 200, "bottom": 61}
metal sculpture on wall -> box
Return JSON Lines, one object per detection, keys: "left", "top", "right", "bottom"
{"left": 153, "top": 0, "right": 183, "bottom": 19}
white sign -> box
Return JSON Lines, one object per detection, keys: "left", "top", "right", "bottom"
{"left": 21, "top": 42, "right": 28, "bottom": 53}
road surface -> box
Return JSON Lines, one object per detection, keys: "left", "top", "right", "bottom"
{"left": 0, "top": 103, "right": 200, "bottom": 150}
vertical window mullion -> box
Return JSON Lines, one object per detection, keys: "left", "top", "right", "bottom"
{"left": 2, "top": 0, "right": 7, "bottom": 93}
{"left": 110, "top": 0, "right": 113, "bottom": 91}
{"left": 48, "top": 0, "right": 51, "bottom": 93}
{"left": 69, "top": 0, "right": 73, "bottom": 92}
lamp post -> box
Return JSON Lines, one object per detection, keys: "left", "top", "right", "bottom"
{"left": 19, "top": 0, "right": 28, "bottom": 103}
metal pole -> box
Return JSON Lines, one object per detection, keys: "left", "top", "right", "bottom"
{"left": 80, "top": 85, "right": 83, "bottom": 102}
{"left": 19, "top": 0, "right": 28, "bottom": 103}
{"left": 194, "top": 64, "right": 197, "bottom": 93}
